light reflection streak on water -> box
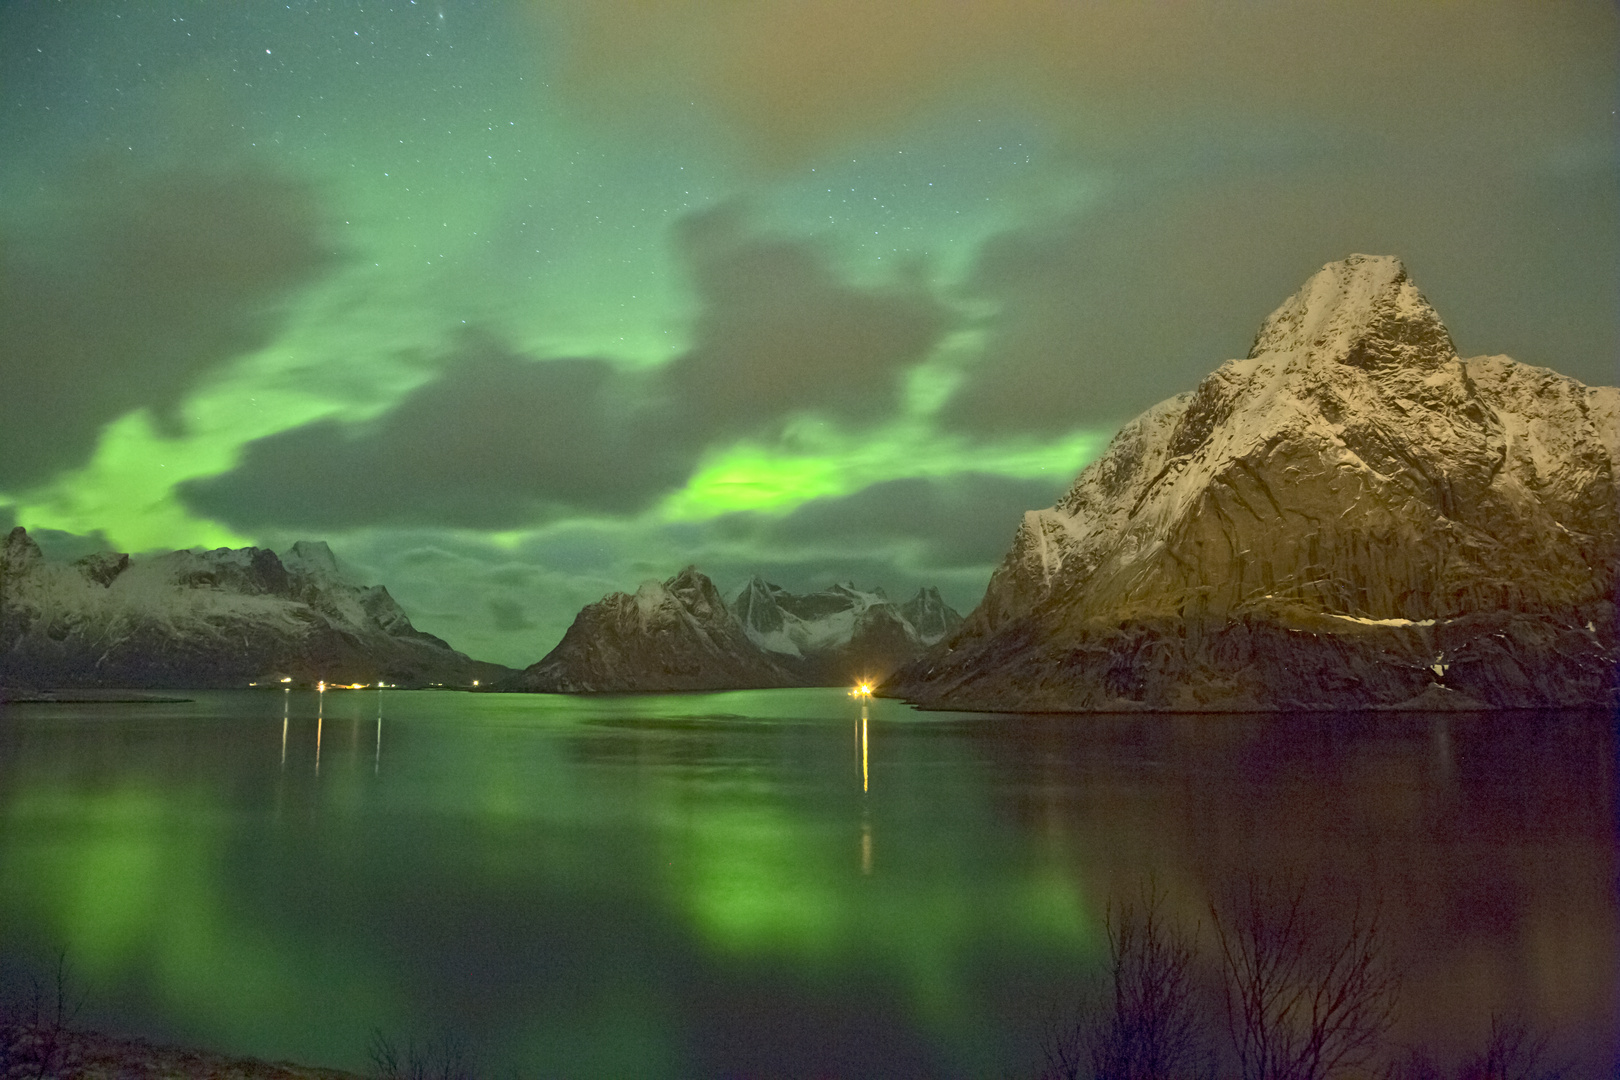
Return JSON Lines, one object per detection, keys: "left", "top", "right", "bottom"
{"left": 860, "top": 703, "right": 869, "bottom": 795}
{"left": 861, "top": 702, "right": 872, "bottom": 873}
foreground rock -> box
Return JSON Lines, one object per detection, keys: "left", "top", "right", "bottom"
{"left": 0, "top": 530, "right": 509, "bottom": 689}
{"left": 886, "top": 255, "right": 1619, "bottom": 711}
{"left": 520, "top": 568, "right": 962, "bottom": 692}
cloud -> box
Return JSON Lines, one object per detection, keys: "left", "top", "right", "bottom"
{"left": 549, "top": 0, "right": 1615, "bottom": 167}
{"left": 943, "top": 157, "right": 1619, "bottom": 435}
{"left": 488, "top": 597, "right": 536, "bottom": 633}
{"left": 0, "top": 163, "right": 332, "bottom": 489}
{"left": 183, "top": 208, "right": 950, "bottom": 532}
{"left": 182, "top": 333, "right": 692, "bottom": 531}
{"left": 667, "top": 204, "right": 946, "bottom": 431}
{"left": 734, "top": 472, "right": 1068, "bottom": 568}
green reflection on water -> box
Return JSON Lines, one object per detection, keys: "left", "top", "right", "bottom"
{"left": 672, "top": 797, "right": 847, "bottom": 952}
{"left": 0, "top": 689, "right": 1107, "bottom": 1076}
{"left": 2, "top": 781, "right": 392, "bottom": 1044}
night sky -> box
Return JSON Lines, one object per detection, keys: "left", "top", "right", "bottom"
{"left": 2, "top": 1, "right": 1614, "bottom": 667}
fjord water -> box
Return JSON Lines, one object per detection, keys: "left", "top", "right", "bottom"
{"left": 0, "top": 690, "right": 1613, "bottom": 1078}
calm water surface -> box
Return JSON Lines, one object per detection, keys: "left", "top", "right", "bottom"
{"left": 0, "top": 690, "right": 1614, "bottom": 1078}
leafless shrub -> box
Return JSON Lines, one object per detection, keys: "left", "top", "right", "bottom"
{"left": 1040, "top": 885, "right": 1213, "bottom": 1080}
{"left": 1465, "top": 1016, "right": 1567, "bottom": 1080}
{"left": 1395, "top": 1015, "right": 1568, "bottom": 1080}
{"left": 368, "top": 1027, "right": 479, "bottom": 1080}
{"left": 0, "top": 951, "right": 82, "bottom": 1080}
{"left": 1210, "top": 879, "right": 1398, "bottom": 1080}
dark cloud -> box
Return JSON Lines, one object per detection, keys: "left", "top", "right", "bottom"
{"left": 944, "top": 157, "right": 1619, "bottom": 435}
{"left": 0, "top": 163, "right": 332, "bottom": 489}
{"left": 183, "top": 209, "right": 950, "bottom": 532}
{"left": 717, "top": 472, "right": 1069, "bottom": 568}
{"left": 488, "top": 597, "right": 536, "bottom": 633}
{"left": 182, "top": 334, "right": 695, "bottom": 531}
{"left": 667, "top": 204, "right": 945, "bottom": 429}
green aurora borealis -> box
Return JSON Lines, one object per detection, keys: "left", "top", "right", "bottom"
{"left": 2, "top": 1, "right": 1615, "bottom": 666}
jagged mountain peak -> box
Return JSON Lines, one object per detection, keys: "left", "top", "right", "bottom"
{"left": 636, "top": 565, "right": 728, "bottom": 625}
{"left": 733, "top": 575, "right": 786, "bottom": 635}
{"left": 75, "top": 551, "right": 131, "bottom": 588}
{"left": 283, "top": 539, "right": 340, "bottom": 578}
{"left": 2, "top": 526, "right": 43, "bottom": 569}
{"left": 900, "top": 586, "right": 965, "bottom": 645}
{"left": 1247, "top": 254, "right": 1454, "bottom": 372}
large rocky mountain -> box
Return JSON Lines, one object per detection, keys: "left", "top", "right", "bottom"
{"left": 519, "top": 568, "right": 962, "bottom": 692}
{"left": 886, "top": 255, "right": 1620, "bottom": 711}
{"left": 0, "top": 529, "right": 508, "bottom": 689}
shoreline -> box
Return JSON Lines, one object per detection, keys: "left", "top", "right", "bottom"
{"left": 4, "top": 1025, "right": 361, "bottom": 1080}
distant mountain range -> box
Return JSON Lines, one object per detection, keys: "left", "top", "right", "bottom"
{"left": 0, "top": 529, "right": 509, "bottom": 690}
{"left": 885, "top": 255, "right": 1620, "bottom": 711}
{"left": 515, "top": 567, "right": 962, "bottom": 692}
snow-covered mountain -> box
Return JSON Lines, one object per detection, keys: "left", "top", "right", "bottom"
{"left": 519, "top": 569, "right": 964, "bottom": 692}
{"left": 732, "top": 576, "right": 962, "bottom": 685}
{"left": 887, "top": 255, "right": 1620, "bottom": 711}
{"left": 0, "top": 529, "right": 507, "bottom": 689}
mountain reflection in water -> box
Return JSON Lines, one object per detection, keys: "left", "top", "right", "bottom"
{"left": 0, "top": 690, "right": 1612, "bottom": 1079}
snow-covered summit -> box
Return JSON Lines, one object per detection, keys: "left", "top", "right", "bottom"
{"left": 1247, "top": 254, "right": 1454, "bottom": 371}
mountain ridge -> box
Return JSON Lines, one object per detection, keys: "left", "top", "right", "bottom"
{"left": 0, "top": 528, "right": 509, "bottom": 689}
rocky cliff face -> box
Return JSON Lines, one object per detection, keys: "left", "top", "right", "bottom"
{"left": 886, "top": 255, "right": 1619, "bottom": 711}
{"left": 0, "top": 529, "right": 507, "bottom": 689}
{"left": 519, "top": 566, "right": 796, "bottom": 692}
{"left": 521, "top": 569, "right": 965, "bottom": 692}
